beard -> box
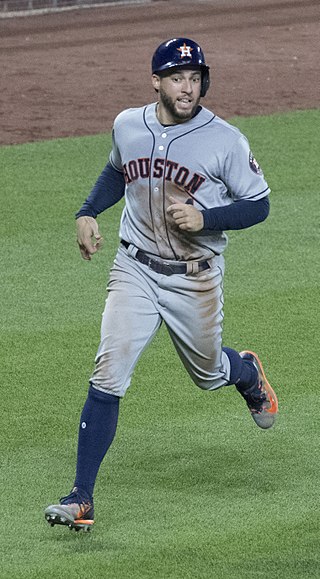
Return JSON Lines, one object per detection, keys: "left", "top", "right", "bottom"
{"left": 159, "top": 87, "right": 201, "bottom": 123}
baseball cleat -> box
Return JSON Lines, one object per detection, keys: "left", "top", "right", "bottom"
{"left": 44, "top": 487, "right": 94, "bottom": 532}
{"left": 237, "top": 351, "right": 278, "bottom": 429}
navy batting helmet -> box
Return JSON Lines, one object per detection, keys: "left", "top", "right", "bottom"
{"left": 152, "top": 37, "right": 210, "bottom": 97}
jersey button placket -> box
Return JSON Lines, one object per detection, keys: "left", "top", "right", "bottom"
{"left": 159, "top": 131, "right": 167, "bottom": 151}
{"left": 153, "top": 135, "right": 168, "bottom": 250}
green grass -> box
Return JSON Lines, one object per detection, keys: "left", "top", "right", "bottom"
{"left": 1, "top": 109, "right": 319, "bottom": 578}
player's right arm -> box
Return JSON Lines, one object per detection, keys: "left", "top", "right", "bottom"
{"left": 76, "top": 216, "right": 104, "bottom": 261}
{"left": 75, "top": 161, "right": 125, "bottom": 260}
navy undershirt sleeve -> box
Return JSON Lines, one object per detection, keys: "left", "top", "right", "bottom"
{"left": 201, "top": 196, "right": 269, "bottom": 230}
{"left": 75, "top": 162, "right": 125, "bottom": 219}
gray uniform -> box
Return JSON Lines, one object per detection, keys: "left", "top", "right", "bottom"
{"left": 90, "top": 103, "right": 270, "bottom": 397}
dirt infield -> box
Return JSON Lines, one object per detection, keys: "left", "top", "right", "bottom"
{"left": 0, "top": 0, "right": 319, "bottom": 145}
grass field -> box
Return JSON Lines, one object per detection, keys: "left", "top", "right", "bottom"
{"left": 1, "top": 109, "right": 320, "bottom": 578}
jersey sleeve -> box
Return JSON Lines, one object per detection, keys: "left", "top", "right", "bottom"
{"left": 109, "top": 127, "right": 123, "bottom": 172}
{"left": 223, "top": 135, "right": 270, "bottom": 201}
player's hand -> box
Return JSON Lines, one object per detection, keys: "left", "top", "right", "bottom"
{"left": 167, "top": 196, "right": 204, "bottom": 232}
{"left": 76, "top": 216, "right": 103, "bottom": 260}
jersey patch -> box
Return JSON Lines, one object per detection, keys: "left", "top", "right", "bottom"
{"left": 249, "top": 151, "right": 263, "bottom": 175}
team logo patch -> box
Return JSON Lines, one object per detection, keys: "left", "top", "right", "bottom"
{"left": 249, "top": 151, "right": 263, "bottom": 175}
{"left": 177, "top": 43, "right": 193, "bottom": 58}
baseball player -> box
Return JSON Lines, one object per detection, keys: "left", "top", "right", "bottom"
{"left": 45, "top": 38, "right": 278, "bottom": 532}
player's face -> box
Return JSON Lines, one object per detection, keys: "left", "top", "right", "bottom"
{"left": 152, "top": 68, "right": 202, "bottom": 125}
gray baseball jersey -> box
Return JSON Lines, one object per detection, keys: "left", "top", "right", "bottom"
{"left": 109, "top": 103, "right": 270, "bottom": 260}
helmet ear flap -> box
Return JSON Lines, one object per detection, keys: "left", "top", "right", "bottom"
{"left": 201, "top": 68, "right": 210, "bottom": 98}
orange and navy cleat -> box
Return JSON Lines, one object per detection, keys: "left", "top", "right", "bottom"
{"left": 45, "top": 487, "right": 94, "bottom": 532}
{"left": 238, "top": 351, "right": 278, "bottom": 429}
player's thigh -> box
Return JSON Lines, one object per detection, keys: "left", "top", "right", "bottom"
{"left": 162, "top": 256, "right": 229, "bottom": 389}
{"left": 91, "top": 250, "right": 161, "bottom": 396}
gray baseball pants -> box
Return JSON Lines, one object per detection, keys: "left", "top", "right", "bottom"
{"left": 90, "top": 244, "right": 231, "bottom": 397}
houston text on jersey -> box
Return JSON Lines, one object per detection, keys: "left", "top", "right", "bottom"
{"left": 123, "top": 157, "right": 206, "bottom": 194}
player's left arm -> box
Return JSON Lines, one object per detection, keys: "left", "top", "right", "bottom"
{"left": 201, "top": 195, "right": 270, "bottom": 231}
{"left": 168, "top": 133, "right": 271, "bottom": 232}
{"left": 167, "top": 195, "right": 269, "bottom": 232}
{"left": 167, "top": 196, "right": 205, "bottom": 231}
{"left": 199, "top": 133, "right": 271, "bottom": 231}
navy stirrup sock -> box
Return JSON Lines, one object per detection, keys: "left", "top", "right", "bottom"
{"left": 223, "top": 347, "right": 258, "bottom": 391}
{"left": 74, "top": 384, "right": 120, "bottom": 499}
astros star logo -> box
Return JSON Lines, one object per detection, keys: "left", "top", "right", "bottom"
{"left": 177, "top": 43, "right": 193, "bottom": 58}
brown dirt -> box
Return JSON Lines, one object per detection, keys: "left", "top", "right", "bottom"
{"left": 0, "top": 0, "right": 319, "bottom": 145}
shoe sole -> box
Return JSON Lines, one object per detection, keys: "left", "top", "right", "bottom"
{"left": 45, "top": 506, "right": 94, "bottom": 532}
{"left": 240, "top": 350, "right": 278, "bottom": 429}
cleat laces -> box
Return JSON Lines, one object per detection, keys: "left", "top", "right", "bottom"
{"left": 240, "top": 380, "right": 268, "bottom": 414}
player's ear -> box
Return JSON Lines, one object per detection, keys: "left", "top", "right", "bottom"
{"left": 152, "top": 74, "right": 160, "bottom": 93}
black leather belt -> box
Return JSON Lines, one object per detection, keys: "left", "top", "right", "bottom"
{"left": 121, "top": 240, "right": 210, "bottom": 276}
